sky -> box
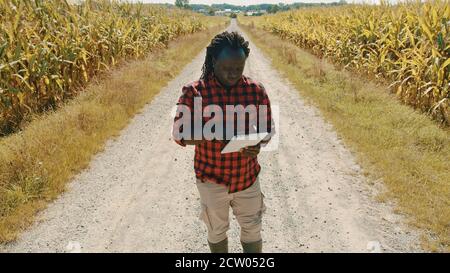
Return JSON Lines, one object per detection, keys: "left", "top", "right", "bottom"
{"left": 126, "top": 0, "right": 384, "bottom": 5}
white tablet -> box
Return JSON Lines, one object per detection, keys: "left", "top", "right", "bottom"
{"left": 220, "top": 132, "right": 269, "bottom": 154}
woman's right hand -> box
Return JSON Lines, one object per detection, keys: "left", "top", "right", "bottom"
{"left": 183, "top": 139, "right": 206, "bottom": 146}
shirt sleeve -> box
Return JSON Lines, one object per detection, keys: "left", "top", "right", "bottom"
{"left": 172, "top": 84, "right": 196, "bottom": 147}
{"left": 257, "top": 82, "right": 276, "bottom": 147}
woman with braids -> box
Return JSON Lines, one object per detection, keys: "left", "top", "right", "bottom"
{"left": 172, "top": 31, "right": 275, "bottom": 253}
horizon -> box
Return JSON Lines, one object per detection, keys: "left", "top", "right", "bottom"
{"left": 122, "top": 0, "right": 392, "bottom": 5}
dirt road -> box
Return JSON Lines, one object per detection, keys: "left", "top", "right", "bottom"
{"left": 1, "top": 20, "right": 422, "bottom": 253}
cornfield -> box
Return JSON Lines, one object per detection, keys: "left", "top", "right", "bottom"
{"left": 0, "top": 0, "right": 207, "bottom": 135}
{"left": 251, "top": 0, "right": 450, "bottom": 125}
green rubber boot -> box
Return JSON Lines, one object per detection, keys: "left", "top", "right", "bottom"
{"left": 241, "top": 239, "right": 263, "bottom": 253}
{"left": 208, "top": 238, "right": 228, "bottom": 253}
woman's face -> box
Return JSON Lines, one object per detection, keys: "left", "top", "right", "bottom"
{"left": 213, "top": 49, "right": 246, "bottom": 87}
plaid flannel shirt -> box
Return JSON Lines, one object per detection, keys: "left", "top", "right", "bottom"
{"left": 172, "top": 72, "right": 275, "bottom": 193}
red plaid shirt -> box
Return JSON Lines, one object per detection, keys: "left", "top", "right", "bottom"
{"left": 172, "top": 72, "right": 275, "bottom": 193}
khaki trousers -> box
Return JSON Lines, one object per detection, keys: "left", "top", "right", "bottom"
{"left": 195, "top": 177, "right": 267, "bottom": 244}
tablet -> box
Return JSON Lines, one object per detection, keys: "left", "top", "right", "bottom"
{"left": 220, "top": 132, "right": 269, "bottom": 154}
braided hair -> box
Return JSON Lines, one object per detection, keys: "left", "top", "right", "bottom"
{"left": 200, "top": 31, "right": 250, "bottom": 80}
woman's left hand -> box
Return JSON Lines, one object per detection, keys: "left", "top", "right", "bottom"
{"left": 240, "top": 143, "right": 261, "bottom": 158}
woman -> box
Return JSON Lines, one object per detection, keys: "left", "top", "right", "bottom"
{"left": 172, "top": 31, "right": 275, "bottom": 253}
